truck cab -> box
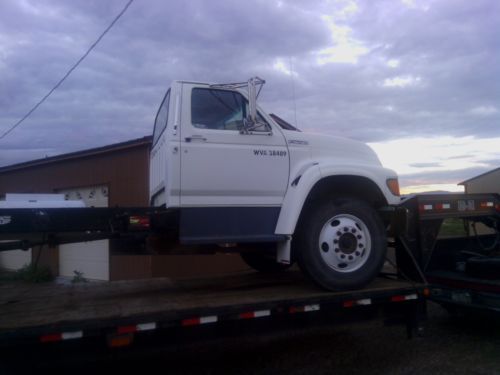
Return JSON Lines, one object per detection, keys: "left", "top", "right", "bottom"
{"left": 149, "top": 78, "right": 401, "bottom": 290}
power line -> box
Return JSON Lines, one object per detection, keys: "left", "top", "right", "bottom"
{"left": 0, "top": 0, "right": 134, "bottom": 140}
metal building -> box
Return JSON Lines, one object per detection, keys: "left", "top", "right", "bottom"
{"left": 459, "top": 167, "right": 500, "bottom": 194}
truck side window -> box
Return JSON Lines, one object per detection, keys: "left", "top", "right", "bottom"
{"left": 153, "top": 90, "right": 170, "bottom": 145}
{"left": 192, "top": 88, "right": 271, "bottom": 132}
{"left": 192, "top": 88, "right": 246, "bottom": 131}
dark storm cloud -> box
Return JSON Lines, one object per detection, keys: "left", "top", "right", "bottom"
{"left": 0, "top": 0, "right": 498, "bottom": 189}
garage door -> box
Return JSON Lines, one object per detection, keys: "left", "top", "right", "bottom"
{"left": 58, "top": 186, "right": 109, "bottom": 281}
{"left": 0, "top": 248, "right": 32, "bottom": 270}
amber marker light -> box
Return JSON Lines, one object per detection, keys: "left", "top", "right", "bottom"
{"left": 386, "top": 178, "right": 400, "bottom": 196}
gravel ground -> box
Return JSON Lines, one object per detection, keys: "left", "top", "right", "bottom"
{"left": 15, "top": 301, "right": 498, "bottom": 375}
{"left": 142, "top": 302, "right": 500, "bottom": 375}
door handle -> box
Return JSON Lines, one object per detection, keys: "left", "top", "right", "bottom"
{"left": 185, "top": 135, "right": 207, "bottom": 142}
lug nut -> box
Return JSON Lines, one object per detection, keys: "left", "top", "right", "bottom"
{"left": 344, "top": 227, "right": 349, "bottom": 232}
{"left": 355, "top": 251, "right": 360, "bottom": 256}
{"left": 348, "top": 256, "right": 353, "bottom": 260}
{"left": 335, "top": 248, "right": 340, "bottom": 253}
{"left": 321, "top": 242, "right": 329, "bottom": 252}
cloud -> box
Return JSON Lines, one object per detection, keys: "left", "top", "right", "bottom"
{"left": 273, "top": 59, "right": 297, "bottom": 76}
{"left": 469, "top": 106, "right": 498, "bottom": 116}
{"left": 386, "top": 59, "right": 400, "bottom": 68}
{"left": 409, "top": 162, "right": 442, "bottom": 168}
{"left": 316, "top": 12, "right": 368, "bottom": 65}
{"left": 383, "top": 75, "right": 422, "bottom": 88}
{"left": 370, "top": 135, "right": 500, "bottom": 187}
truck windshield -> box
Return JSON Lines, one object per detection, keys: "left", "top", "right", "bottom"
{"left": 153, "top": 90, "right": 170, "bottom": 145}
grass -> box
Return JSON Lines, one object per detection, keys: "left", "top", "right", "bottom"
{"left": 439, "top": 218, "right": 468, "bottom": 237}
{"left": 0, "top": 264, "right": 54, "bottom": 283}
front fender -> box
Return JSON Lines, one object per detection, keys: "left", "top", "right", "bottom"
{"left": 275, "top": 163, "right": 398, "bottom": 235}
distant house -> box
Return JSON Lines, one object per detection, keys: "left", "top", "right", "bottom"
{"left": 459, "top": 167, "right": 500, "bottom": 194}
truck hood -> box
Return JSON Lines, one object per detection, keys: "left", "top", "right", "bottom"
{"left": 284, "top": 131, "right": 383, "bottom": 167}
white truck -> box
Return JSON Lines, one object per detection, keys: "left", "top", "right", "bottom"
{"left": 0, "top": 77, "right": 401, "bottom": 291}
{"left": 148, "top": 77, "right": 401, "bottom": 290}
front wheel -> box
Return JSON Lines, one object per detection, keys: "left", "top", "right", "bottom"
{"left": 295, "top": 198, "right": 387, "bottom": 291}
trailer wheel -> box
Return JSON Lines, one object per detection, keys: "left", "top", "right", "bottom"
{"left": 295, "top": 198, "right": 387, "bottom": 291}
{"left": 240, "top": 249, "right": 293, "bottom": 273}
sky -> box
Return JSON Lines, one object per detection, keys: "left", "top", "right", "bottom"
{"left": 0, "top": 0, "right": 499, "bottom": 193}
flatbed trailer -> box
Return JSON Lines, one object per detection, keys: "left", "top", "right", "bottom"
{"left": 1, "top": 191, "right": 498, "bottom": 353}
{"left": 0, "top": 206, "right": 165, "bottom": 251}
{"left": 0, "top": 271, "right": 426, "bottom": 350}
{"left": 395, "top": 193, "right": 500, "bottom": 313}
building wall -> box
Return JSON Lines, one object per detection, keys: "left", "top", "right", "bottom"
{"left": 0, "top": 145, "right": 150, "bottom": 207}
{"left": 462, "top": 169, "right": 499, "bottom": 235}
{"left": 463, "top": 169, "right": 500, "bottom": 194}
{"left": 0, "top": 142, "right": 150, "bottom": 278}
{"left": 0, "top": 139, "right": 249, "bottom": 280}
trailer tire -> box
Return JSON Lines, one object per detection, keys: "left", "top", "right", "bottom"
{"left": 240, "top": 250, "right": 293, "bottom": 273}
{"left": 295, "top": 198, "right": 387, "bottom": 291}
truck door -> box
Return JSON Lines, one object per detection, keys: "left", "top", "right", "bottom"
{"left": 150, "top": 87, "right": 181, "bottom": 207}
{"left": 179, "top": 83, "right": 289, "bottom": 243}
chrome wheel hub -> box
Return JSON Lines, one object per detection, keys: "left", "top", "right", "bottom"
{"left": 318, "top": 214, "right": 371, "bottom": 273}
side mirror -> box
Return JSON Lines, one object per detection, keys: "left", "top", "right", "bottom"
{"left": 241, "top": 77, "right": 272, "bottom": 134}
{"left": 242, "top": 117, "right": 271, "bottom": 134}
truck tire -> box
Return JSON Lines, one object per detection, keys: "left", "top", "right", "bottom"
{"left": 295, "top": 198, "right": 387, "bottom": 291}
{"left": 240, "top": 250, "right": 293, "bottom": 273}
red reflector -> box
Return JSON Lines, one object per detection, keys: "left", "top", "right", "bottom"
{"left": 117, "top": 325, "right": 137, "bottom": 334}
{"left": 435, "top": 203, "right": 451, "bottom": 210}
{"left": 239, "top": 312, "right": 255, "bottom": 319}
{"left": 343, "top": 301, "right": 355, "bottom": 308}
{"left": 419, "top": 204, "right": 433, "bottom": 212}
{"left": 40, "top": 333, "right": 62, "bottom": 343}
{"left": 391, "top": 295, "right": 406, "bottom": 302}
{"left": 129, "top": 216, "right": 150, "bottom": 229}
{"left": 181, "top": 318, "right": 200, "bottom": 326}
{"left": 480, "top": 202, "right": 494, "bottom": 209}
{"left": 289, "top": 304, "right": 319, "bottom": 313}
{"left": 182, "top": 316, "right": 217, "bottom": 325}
